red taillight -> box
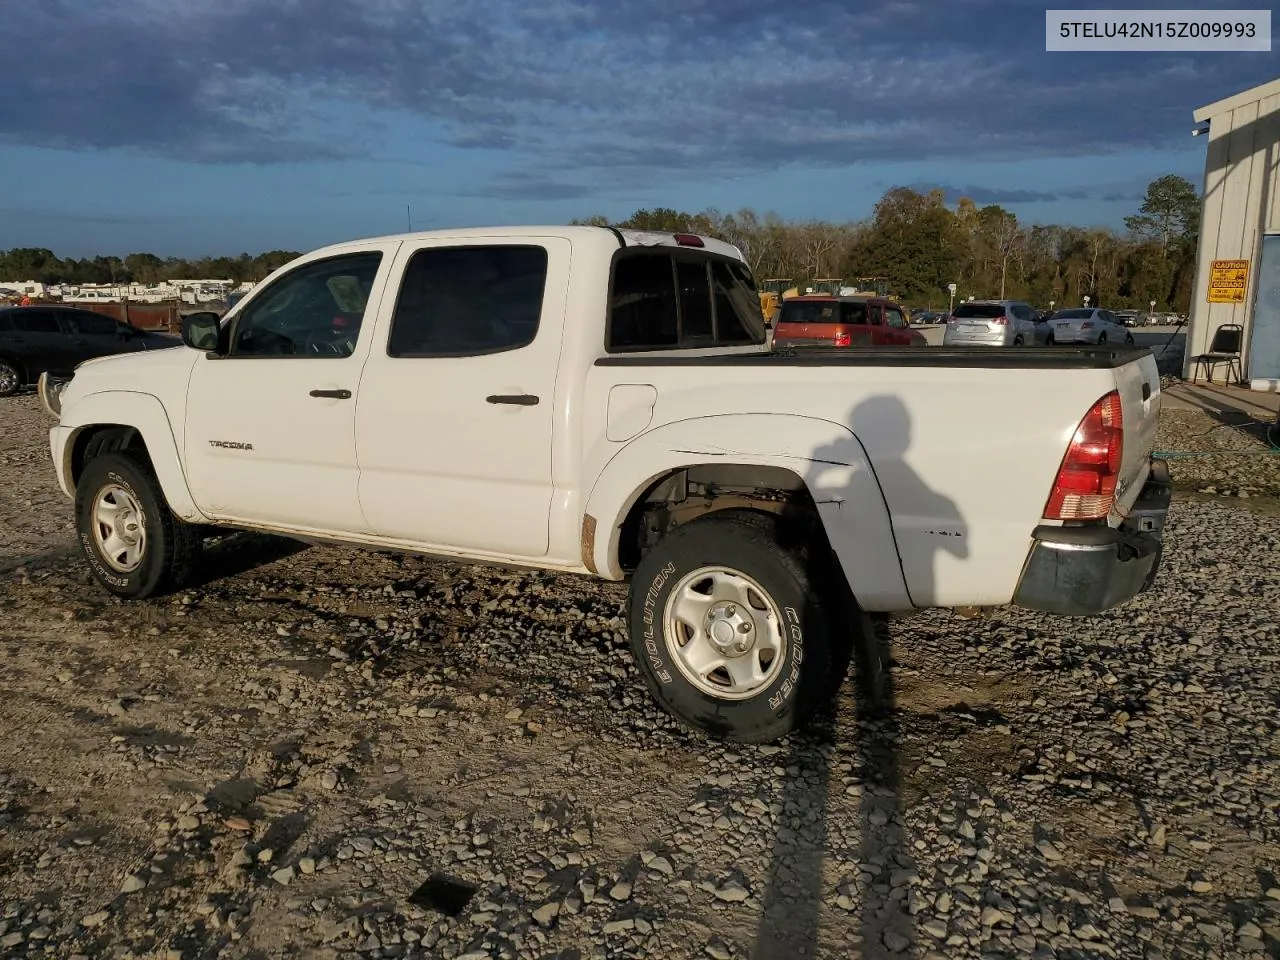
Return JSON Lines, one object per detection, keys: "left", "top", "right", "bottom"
{"left": 1082, "top": 322, "right": 1094, "bottom": 329}
{"left": 833, "top": 333, "right": 852, "bottom": 346}
{"left": 673, "top": 233, "right": 704, "bottom": 247}
{"left": 1044, "top": 391, "right": 1124, "bottom": 521}
{"left": 991, "top": 315, "right": 1008, "bottom": 325}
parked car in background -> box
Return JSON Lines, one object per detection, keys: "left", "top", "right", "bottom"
{"left": 910, "top": 309, "right": 945, "bottom": 325}
{"left": 1115, "top": 310, "right": 1140, "bottom": 328}
{"left": 772, "top": 295, "right": 927, "bottom": 348}
{"left": 0, "top": 305, "right": 181, "bottom": 396}
{"left": 1048, "top": 308, "right": 1135, "bottom": 346}
{"left": 941, "top": 300, "right": 1039, "bottom": 347}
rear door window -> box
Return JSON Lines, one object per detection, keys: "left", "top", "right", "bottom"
{"left": 11, "top": 311, "right": 61, "bottom": 334}
{"left": 388, "top": 245, "right": 548, "bottom": 357}
{"left": 67, "top": 311, "right": 120, "bottom": 336}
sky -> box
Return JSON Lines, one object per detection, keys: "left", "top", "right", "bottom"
{"left": 0, "top": 0, "right": 1275, "bottom": 259}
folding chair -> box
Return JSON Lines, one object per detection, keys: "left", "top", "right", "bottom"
{"left": 1189, "top": 323, "right": 1244, "bottom": 385}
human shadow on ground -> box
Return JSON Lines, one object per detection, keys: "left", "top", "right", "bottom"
{"left": 752, "top": 396, "right": 968, "bottom": 959}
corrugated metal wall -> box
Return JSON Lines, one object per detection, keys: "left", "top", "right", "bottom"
{"left": 1185, "top": 87, "right": 1280, "bottom": 380}
{"left": 69, "top": 302, "right": 185, "bottom": 333}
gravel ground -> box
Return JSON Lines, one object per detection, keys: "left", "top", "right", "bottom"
{"left": 1, "top": 391, "right": 1278, "bottom": 960}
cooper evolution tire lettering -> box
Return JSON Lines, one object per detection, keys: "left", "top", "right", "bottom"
{"left": 642, "top": 560, "right": 676, "bottom": 683}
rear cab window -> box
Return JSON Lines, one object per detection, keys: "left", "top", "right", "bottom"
{"left": 607, "top": 250, "right": 765, "bottom": 352}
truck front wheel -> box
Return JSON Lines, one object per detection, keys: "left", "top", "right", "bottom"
{"left": 626, "top": 512, "right": 851, "bottom": 742}
{"left": 75, "top": 452, "right": 200, "bottom": 599}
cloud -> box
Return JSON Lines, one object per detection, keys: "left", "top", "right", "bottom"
{"left": 909, "top": 184, "right": 1065, "bottom": 205}
{"left": 482, "top": 174, "right": 595, "bottom": 201}
{"left": 0, "top": 0, "right": 1272, "bottom": 193}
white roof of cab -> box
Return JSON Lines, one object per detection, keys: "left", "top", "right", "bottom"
{"left": 306, "top": 225, "right": 746, "bottom": 263}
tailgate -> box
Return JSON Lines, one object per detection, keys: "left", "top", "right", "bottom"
{"left": 1112, "top": 351, "right": 1161, "bottom": 518}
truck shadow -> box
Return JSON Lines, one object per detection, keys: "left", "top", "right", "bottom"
{"left": 752, "top": 396, "right": 967, "bottom": 958}
{"left": 188, "top": 531, "right": 311, "bottom": 588}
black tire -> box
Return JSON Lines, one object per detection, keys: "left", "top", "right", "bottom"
{"left": 1124, "top": 332, "right": 1135, "bottom": 346}
{"left": 1098, "top": 332, "right": 1107, "bottom": 345}
{"left": 1046, "top": 334, "right": 1055, "bottom": 346}
{"left": 626, "top": 511, "right": 853, "bottom": 743}
{"left": 75, "top": 452, "right": 200, "bottom": 599}
{"left": 0, "top": 357, "right": 22, "bottom": 397}
{"left": 1013, "top": 336, "right": 1024, "bottom": 346}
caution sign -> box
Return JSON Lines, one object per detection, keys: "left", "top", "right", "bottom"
{"left": 1208, "top": 259, "right": 1250, "bottom": 303}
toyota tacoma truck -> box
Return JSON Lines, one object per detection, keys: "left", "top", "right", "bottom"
{"left": 40, "top": 226, "right": 1171, "bottom": 743}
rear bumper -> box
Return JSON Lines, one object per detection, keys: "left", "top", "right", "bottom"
{"left": 1012, "top": 459, "right": 1171, "bottom": 616}
{"left": 943, "top": 331, "right": 1011, "bottom": 347}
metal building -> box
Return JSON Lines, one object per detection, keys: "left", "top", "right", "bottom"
{"left": 1184, "top": 76, "right": 1280, "bottom": 390}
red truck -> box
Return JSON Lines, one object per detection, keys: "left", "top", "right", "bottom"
{"left": 769, "top": 294, "right": 927, "bottom": 348}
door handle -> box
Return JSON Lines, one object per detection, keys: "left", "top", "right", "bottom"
{"left": 486, "top": 394, "right": 539, "bottom": 406}
{"left": 309, "top": 388, "right": 352, "bottom": 399}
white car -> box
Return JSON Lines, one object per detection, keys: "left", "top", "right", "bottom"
{"left": 941, "top": 300, "right": 1040, "bottom": 347}
{"left": 1049, "top": 308, "right": 1136, "bottom": 346}
{"left": 41, "top": 226, "right": 1171, "bottom": 743}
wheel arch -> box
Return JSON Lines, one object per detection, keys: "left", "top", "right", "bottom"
{"left": 583, "top": 413, "right": 913, "bottom": 611}
{"left": 60, "top": 391, "right": 204, "bottom": 522}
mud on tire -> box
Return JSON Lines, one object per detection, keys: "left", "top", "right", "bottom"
{"left": 626, "top": 511, "right": 854, "bottom": 743}
{"left": 75, "top": 452, "right": 200, "bottom": 600}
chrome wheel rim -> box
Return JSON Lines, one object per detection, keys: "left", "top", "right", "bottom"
{"left": 92, "top": 484, "right": 147, "bottom": 573}
{"left": 0, "top": 364, "right": 17, "bottom": 393}
{"left": 662, "top": 566, "right": 787, "bottom": 700}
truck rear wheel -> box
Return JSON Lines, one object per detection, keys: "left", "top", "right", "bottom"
{"left": 75, "top": 452, "right": 199, "bottom": 599}
{"left": 626, "top": 511, "right": 851, "bottom": 742}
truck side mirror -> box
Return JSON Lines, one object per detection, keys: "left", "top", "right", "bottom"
{"left": 181, "top": 313, "right": 224, "bottom": 353}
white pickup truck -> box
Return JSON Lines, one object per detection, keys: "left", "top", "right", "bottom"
{"left": 41, "top": 226, "right": 1171, "bottom": 742}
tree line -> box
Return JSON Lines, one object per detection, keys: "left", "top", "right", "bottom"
{"left": 0, "top": 250, "right": 301, "bottom": 287}
{"left": 572, "top": 174, "right": 1201, "bottom": 311}
{"left": 1, "top": 175, "right": 1200, "bottom": 311}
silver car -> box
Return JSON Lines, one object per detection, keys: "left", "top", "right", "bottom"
{"left": 942, "top": 300, "right": 1039, "bottom": 347}
{"left": 1048, "top": 308, "right": 1135, "bottom": 345}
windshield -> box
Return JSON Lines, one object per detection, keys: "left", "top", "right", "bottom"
{"left": 953, "top": 303, "right": 1006, "bottom": 319}
{"left": 1053, "top": 309, "right": 1093, "bottom": 319}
